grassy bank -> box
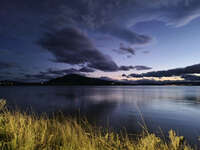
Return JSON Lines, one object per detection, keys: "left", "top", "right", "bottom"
{"left": 0, "top": 99, "right": 193, "bottom": 150}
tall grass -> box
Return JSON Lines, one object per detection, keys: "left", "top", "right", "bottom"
{"left": 0, "top": 99, "right": 193, "bottom": 150}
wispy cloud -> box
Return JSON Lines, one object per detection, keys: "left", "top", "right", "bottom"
{"left": 125, "top": 63, "right": 200, "bottom": 78}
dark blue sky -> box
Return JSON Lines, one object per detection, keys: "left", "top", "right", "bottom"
{"left": 1, "top": 0, "right": 200, "bottom": 82}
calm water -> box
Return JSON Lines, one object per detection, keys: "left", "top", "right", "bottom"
{"left": 1, "top": 86, "right": 200, "bottom": 145}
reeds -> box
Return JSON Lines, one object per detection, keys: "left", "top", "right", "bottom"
{"left": 0, "top": 99, "right": 193, "bottom": 150}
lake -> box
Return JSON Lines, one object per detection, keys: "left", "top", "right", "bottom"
{"left": 1, "top": 86, "right": 200, "bottom": 145}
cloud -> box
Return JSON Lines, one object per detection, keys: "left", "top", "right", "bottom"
{"left": 127, "top": 63, "right": 200, "bottom": 78}
{"left": 1, "top": 0, "right": 200, "bottom": 79}
{"left": 101, "top": 25, "right": 152, "bottom": 45}
{"left": 45, "top": 67, "right": 95, "bottom": 75}
{"left": 123, "top": 74, "right": 143, "bottom": 78}
{"left": 54, "top": 0, "right": 200, "bottom": 28}
{"left": 119, "top": 65, "right": 152, "bottom": 71}
{"left": 38, "top": 27, "right": 138, "bottom": 72}
{"left": 119, "top": 66, "right": 134, "bottom": 71}
{"left": 133, "top": 65, "right": 152, "bottom": 71}
{"left": 23, "top": 63, "right": 151, "bottom": 81}
{"left": 46, "top": 0, "right": 200, "bottom": 44}
{"left": 181, "top": 74, "right": 200, "bottom": 81}
{"left": 113, "top": 45, "right": 136, "bottom": 56}
{"left": 38, "top": 27, "right": 120, "bottom": 72}
{"left": 122, "top": 78, "right": 161, "bottom": 85}
{"left": 15, "top": 0, "right": 197, "bottom": 46}
{"left": 114, "top": 43, "right": 136, "bottom": 55}
{"left": 1, "top": 0, "right": 200, "bottom": 42}
{"left": 113, "top": 43, "right": 152, "bottom": 56}
{"left": 79, "top": 67, "right": 95, "bottom": 73}
{"left": 1, "top": 0, "right": 200, "bottom": 59}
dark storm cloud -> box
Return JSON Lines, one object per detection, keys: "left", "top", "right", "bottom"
{"left": 127, "top": 64, "right": 200, "bottom": 78}
{"left": 46, "top": 0, "right": 200, "bottom": 43}
{"left": 49, "top": 0, "right": 200, "bottom": 44}
{"left": 3, "top": 0, "right": 199, "bottom": 44}
{"left": 38, "top": 27, "right": 136, "bottom": 72}
{"left": 38, "top": 27, "right": 118, "bottom": 71}
{"left": 1, "top": 0, "right": 200, "bottom": 40}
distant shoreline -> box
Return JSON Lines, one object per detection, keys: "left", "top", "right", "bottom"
{"left": 1, "top": 74, "right": 200, "bottom": 86}
{"left": 1, "top": 83, "right": 200, "bottom": 86}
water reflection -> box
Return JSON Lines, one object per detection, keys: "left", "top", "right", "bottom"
{"left": 1, "top": 86, "right": 200, "bottom": 145}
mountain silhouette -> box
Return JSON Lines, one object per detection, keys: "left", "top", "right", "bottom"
{"left": 2, "top": 74, "right": 200, "bottom": 86}
{"left": 46, "top": 74, "right": 120, "bottom": 85}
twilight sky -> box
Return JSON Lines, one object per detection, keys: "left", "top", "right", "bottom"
{"left": 1, "top": 0, "right": 200, "bottom": 82}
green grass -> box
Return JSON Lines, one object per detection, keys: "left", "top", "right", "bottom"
{"left": 0, "top": 99, "right": 194, "bottom": 150}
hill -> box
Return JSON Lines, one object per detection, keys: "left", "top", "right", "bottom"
{"left": 45, "top": 74, "right": 122, "bottom": 85}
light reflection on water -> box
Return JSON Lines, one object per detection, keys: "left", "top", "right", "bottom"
{"left": 1, "top": 86, "right": 200, "bottom": 145}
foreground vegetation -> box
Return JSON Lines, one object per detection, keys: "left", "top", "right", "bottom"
{"left": 0, "top": 99, "right": 194, "bottom": 150}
